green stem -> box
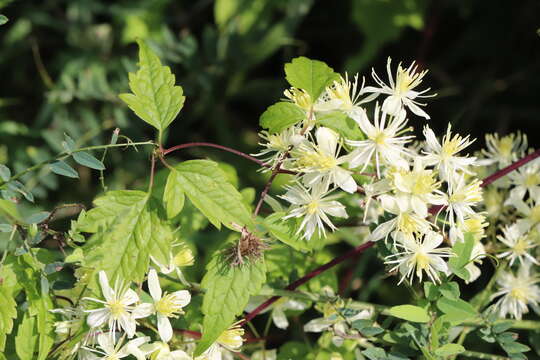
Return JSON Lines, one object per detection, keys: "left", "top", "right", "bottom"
{"left": 0, "top": 141, "right": 156, "bottom": 187}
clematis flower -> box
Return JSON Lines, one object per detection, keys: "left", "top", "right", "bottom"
{"left": 280, "top": 182, "right": 348, "bottom": 240}
{"left": 480, "top": 132, "right": 528, "bottom": 168}
{"left": 491, "top": 265, "right": 540, "bottom": 320}
{"left": 496, "top": 224, "right": 538, "bottom": 266}
{"left": 151, "top": 243, "right": 195, "bottom": 286}
{"left": 289, "top": 127, "right": 356, "bottom": 193}
{"left": 84, "top": 271, "right": 147, "bottom": 338}
{"left": 196, "top": 323, "right": 244, "bottom": 360}
{"left": 147, "top": 269, "right": 191, "bottom": 342}
{"left": 505, "top": 162, "right": 540, "bottom": 202}
{"left": 422, "top": 124, "right": 476, "bottom": 181}
{"left": 441, "top": 175, "right": 483, "bottom": 227}
{"left": 363, "top": 58, "right": 434, "bottom": 119}
{"left": 346, "top": 104, "right": 413, "bottom": 177}
{"left": 83, "top": 334, "right": 152, "bottom": 360}
{"left": 384, "top": 231, "right": 454, "bottom": 284}
{"left": 142, "top": 342, "right": 191, "bottom": 360}
{"left": 314, "top": 73, "right": 377, "bottom": 115}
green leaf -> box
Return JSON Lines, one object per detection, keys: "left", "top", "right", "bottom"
{"left": 317, "top": 111, "right": 365, "bottom": 141}
{"left": 164, "top": 171, "right": 185, "bottom": 219}
{"left": 80, "top": 190, "right": 174, "bottom": 285}
{"left": 0, "top": 199, "right": 23, "bottom": 223}
{"left": 25, "top": 212, "right": 50, "bottom": 224}
{"left": 61, "top": 134, "right": 76, "bottom": 154}
{"left": 170, "top": 160, "right": 253, "bottom": 230}
{"left": 387, "top": 305, "right": 430, "bottom": 323}
{"left": 259, "top": 102, "right": 305, "bottom": 134}
{"left": 449, "top": 233, "right": 475, "bottom": 281}
{"left": 196, "top": 252, "right": 266, "bottom": 355}
{"left": 119, "top": 39, "right": 185, "bottom": 135}
{"left": 284, "top": 56, "right": 339, "bottom": 101}
{"left": 0, "top": 286, "right": 17, "bottom": 351}
{"left": 439, "top": 282, "right": 460, "bottom": 300}
{"left": 362, "top": 347, "right": 387, "bottom": 360}
{"left": 49, "top": 161, "right": 79, "bottom": 178}
{"left": 0, "top": 15, "right": 7, "bottom": 26}
{"left": 436, "top": 297, "right": 478, "bottom": 324}
{"left": 434, "top": 343, "right": 465, "bottom": 357}
{"left": 72, "top": 151, "right": 105, "bottom": 170}
{"left": 0, "top": 165, "right": 10, "bottom": 182}
{"left": 15, "top": 314, "right": 38, "bottom": 360}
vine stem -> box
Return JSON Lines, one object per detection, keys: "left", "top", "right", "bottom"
{"left": 429, "top": 147, "right": 540, "bottom": 214}
{"left": 241, "top": 241, "right": 375, "bottom": 323}
{"left": 162, "top": 142, "right": 296, "bottom": 174}
{"left": 0, "top": 141, "right": 156, "bottom": 187}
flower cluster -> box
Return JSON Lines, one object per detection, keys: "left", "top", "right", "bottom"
{"left": 258, "top": 58, "right": 487, "bottom": 285}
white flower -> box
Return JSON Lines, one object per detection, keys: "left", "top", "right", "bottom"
{"left": 505, "top": 197, "right": 540, "bottom": 233}
{"left": 83, "top": 334, "right": 151, "bottom": 360}
{"left": 464, "top": 241, "right": 486, "bottom": 284}
{"left": 84, "top": 271, "right": 146, "bottom": 338}
{"left": 422, "top": 124, "right": 476, "bottom": 180}
{"left": 346, "top": 104, "right": 413, "bottom": 176}
{"left": 196, "top": 323, "right": 244, "bottom": 360}
{"left": 364, "top": 58, "right": 433, "bottom": 119}
{"left": 142, "top": 342, "right": 191, "bottom": 360}
{"left": 289, "top": 127, "right": 356, "bottom": 193}
{"left": 491, "top": 265, "right": 540, "bottom": 320}
{"left": 441, "top": 175, "right": 483, "bottom": 226}
{"left": 384, "top": 231, "right": 454, "bottom": 284}
{"left": 480, "top": 132, "right": 528, "bottom": 168}
{"left": 368, "top": 194, "right": 432, "bottom": 242}
{"left": 280, "top": 182, "right": 348, "bottom": 240}
{"left": 391, "top": 159, "right": 444, "bottom": 217}
{"left": 497, "top": 224, "right": 538, "bottom": 266}
{"left": 449, "top": 213, "right": 488, "bottom": 244}
{"left": 147, "top": 269, "right": 191, "bottom": 342}
{"left": 253, "top": 127, "right": 305, "bottom": 170}
{"left": 505, "top": 162, "right": 540, "bottom": 202}
{"left": 314, "top": 73, "right": 377, "bottom": 114}
{"left": 151, "top": 243, "right": 195, "bottom": 286}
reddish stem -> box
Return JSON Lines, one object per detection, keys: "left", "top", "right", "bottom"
{"left": 162, "top": 142, "right": 295, "bottom": 174}
{"left": 481, "top": 148, "right": 540, "bottom": 187}
{"left": 429, "top": 148, "right": 540, "bottom": 215}
{"left": 241, "top": 241, "right": 375, "bottom": 323}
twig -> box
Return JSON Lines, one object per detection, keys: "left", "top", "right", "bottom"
{"left": 148, "top": 152, "right": 156, "bottom": 192}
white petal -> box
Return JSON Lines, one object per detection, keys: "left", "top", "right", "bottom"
{"left": 382, "top": 95, "right": 403, "bottom": 116}
{"left": 272, "top": 308, "right": 289, "bottom": 329}
{"left": 404, "top": 100, "right": 430, "bottom": 119}
{"left": 171, "top": 290, "right": 191, "bottom": 308}
{"left": 122, "top": 288, "right": 140, "bottom": 306}
{"left": 148, "top": 269, "right": 162, "bottom": 301}
{"left": 86, "top": 308, "right": 109, "bottom": 328}
{"left": 158, "top": 314, "right": 173, "bottom": 342}
{"left": 316, "top": 127, "right": 338, "bottom": 156}
{"left": 334, "top": 168, "right": 357, "bottom": 193}
{"left": 304, "top": 317, "right": 332, "bottom": 332}
{"left": 97, "top": 333, "right": 116, "bottom": 354}
{"left": 132, "top": 303, "right": 154, "bottom": 319}
{"left": 119, "top": 314, "right": 137, "bottom": 338}
{"left": 98, "top": 271, "right": 114, "bottom": 301}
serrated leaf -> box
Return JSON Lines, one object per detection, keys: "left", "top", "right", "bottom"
{"left": 195, "top": 252, "right": 266, "bottom": 355}
{"left": 0, "top": 286, "right": 17, "bottom": 351}
{"left": 15, "top": 314, "right": 38, "bottom": 360}
{"left": 436, "top": 297, "right": 478, "bottom": 324}
{"left": 119, "top": 39, "right": 185, "bottom": 134}
{"left": 284, "top": 56, "right": 339, "bottom": 101}
{"left": 170, "top": 160, "right": 253, "bottom": 230}
{"left": 72, "top": 151, "right": 105, "bottom": 170}
{"left": 387, "top": 305, "right": 430, "bottom": 323}
{"left": 259, "top": 102, "right": 305, "bottom": 134}
{"left": 80, "top": 190, "right": 173, "bottom": 285}
{"left": 434, "top": 343, "right": 465, "bottom": 356}
{"left": 49, "top": 161, "right": 79, "bottom": 178}
{"left": 0, "top": 164, "right": 10, "bottom": 182}
{"left": 164, "top": 170, "right": 185, "bottom": 219}
{"left": 317, "top": 111, "right": 365, "bottom": 141}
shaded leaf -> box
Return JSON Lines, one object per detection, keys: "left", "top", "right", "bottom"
{"left": 49, "top": 161, "right": 79, "bottom": 178}
{"left": 259, "top": 102, "right": 305, "bottom": 134}
{"left": 284, "top": 56, "right": 339, "bottom": 101}
{"left": 387, "top": 305, "right": 430, "bottom": 323}
{"left": 72, "top": 151, "right": 105, "bottom": 170}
